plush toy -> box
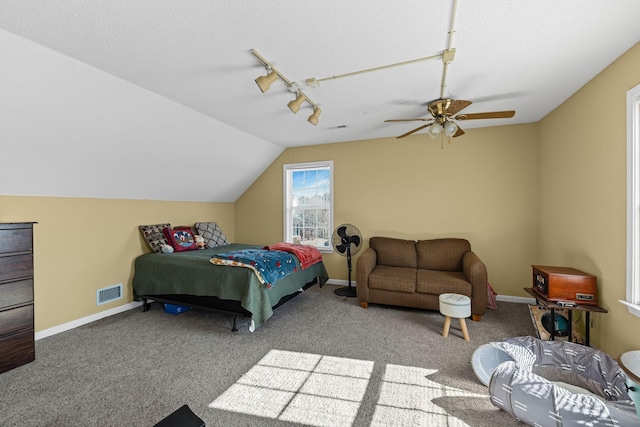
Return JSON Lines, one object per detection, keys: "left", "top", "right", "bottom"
{"left": 161, "top": 244, "right": 174, "bottom": 253}
{"left": 195, "top": 235, "right": 206, "bottom": 249}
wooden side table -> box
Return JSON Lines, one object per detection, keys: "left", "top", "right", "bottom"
{"left": 524, "top": 288, "right": 607, "bottom": 347}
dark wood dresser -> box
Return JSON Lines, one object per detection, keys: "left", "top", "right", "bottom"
{"left": 0, "top": 222, "right": 36, "bottom": 373}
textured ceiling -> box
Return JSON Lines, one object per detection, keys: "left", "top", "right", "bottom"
{"left": 2, "top": 1, "right": 640, "bottom": 202}
{"left": 3, "top": 0, "right": 640, "bottom": 148}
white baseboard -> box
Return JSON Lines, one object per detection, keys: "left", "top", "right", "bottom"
{"left": 34, "top": 285, "right": 535, "bottom": 340}
{"left": 332, "top": 279, "right": 537, "bottom": 304}
{"left": 35, "top": 301, "right": 144, "bottom": 341}
{"left": 496, "top": 294, "right": 537, "bottom": 304}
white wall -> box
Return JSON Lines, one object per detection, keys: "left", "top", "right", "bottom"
{"left": 0, "top": 29, "right": 282, "bottom": 202}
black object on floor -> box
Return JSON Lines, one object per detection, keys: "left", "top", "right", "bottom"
{"left": 153, "top": 405, "right": 205, "bottom": 427}
{"left": 334, "top": 285, "right": 357, "bottom": 298}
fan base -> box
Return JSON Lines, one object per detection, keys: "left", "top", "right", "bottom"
{"left": 334, "top": 286, "right": 357, "bottom": 298}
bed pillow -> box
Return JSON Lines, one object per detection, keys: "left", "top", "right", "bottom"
{"left": 195, "top": 222, "right": 230, "bottom": 248}
{"left": 163, "top": 226, "right": 198, "bottom": 252}
{"left": 139, "top": 223, "right": 171, "bottom": 253}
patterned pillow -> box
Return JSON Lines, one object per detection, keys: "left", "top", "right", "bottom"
{"left": 163, "top": 226, "right": 198, "bottom": 252}
{"left": 139, "top": 223, "right": 171, "bottom": 253}
{"left": 195, "top": 222, "right": 230, "bottom": 248}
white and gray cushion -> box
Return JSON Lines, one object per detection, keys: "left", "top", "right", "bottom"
{"left": 485, "top": 336, "right": 638, "bottom": 427}
{"left": 195, "top": 222, "right": 229, "bottom": 248}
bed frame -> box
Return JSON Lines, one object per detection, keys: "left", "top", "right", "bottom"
{"left": 136, "top": 278, "right": 322, "bottom": 331}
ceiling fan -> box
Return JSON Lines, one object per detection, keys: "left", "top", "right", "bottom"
{"left": 385, "top": 98, "right": 516, "bottom": 139}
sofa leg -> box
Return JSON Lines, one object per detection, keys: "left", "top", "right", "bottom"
{"left": 359, "top": 301, "right": 368, "bottom": 308}
{"left": 471, "top": 314, "right": 482, "bottom": 322}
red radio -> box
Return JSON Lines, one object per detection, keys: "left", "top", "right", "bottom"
{"left": 532, "top": 265, "right": 597, "bottom": 306}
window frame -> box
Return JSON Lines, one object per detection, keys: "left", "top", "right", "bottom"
{"left": 624, "top": 83, "right": 640, "bottom": 317}
{"left": 283, "top": 160, "right": 334, "bottom": 253}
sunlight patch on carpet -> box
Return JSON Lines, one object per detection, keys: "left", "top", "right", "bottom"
{"left": 209, "top": 349, "right": 374, "bottom": 427}
{"left": 370, "top": 364, "right": 486, "bottom": 426}
{"left": 209, "top": 350, "right": 486, "bottom": 427}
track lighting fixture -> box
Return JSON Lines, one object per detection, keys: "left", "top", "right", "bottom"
{"left": 307, "top": 107, "right": 321, "bottom": 126}
{"left": 253, "top": 47, "right": 442, "bottom": 127}
{"left": 304, "top": 52, "right": 444, "bottom": 88}
{"left": 287, "top": 93, "right": 305, "bottom": 114}
{"left": 255, "top": 69, "right": 279, "bottom": 93}
{"left": 250, "top": 49, "right": 320, "bottom": 125}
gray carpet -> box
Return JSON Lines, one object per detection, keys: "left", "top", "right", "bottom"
{"left": 0, "top": 284, "right": 534, "bottom": 426}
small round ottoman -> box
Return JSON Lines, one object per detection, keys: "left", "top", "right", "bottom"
{"left": 439, "top": 293, "right": 471, "bottom": 341}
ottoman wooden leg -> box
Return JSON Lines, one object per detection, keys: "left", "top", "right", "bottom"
{"left": 439, "top": 293, "right": 471, "bottom": 341}
{"left": 442, "top": 316, "right": 451, "bottom": 338}
{"left": 459, "top": 318, "right": 470, "bottom": 341}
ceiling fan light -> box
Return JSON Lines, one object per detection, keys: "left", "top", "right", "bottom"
{"left": 428, "top": 122, "right": 442, "bottom": 139}
{"left": 308, "top": 107, "right": 321, "bottom": 126}
{"left": 287, "top": 94, "right": 305, "bottom": 114}
{"left": 255, "top": 70, "right": 279, "bottom": 93}
{"left": 443, "top": 120, "right": 458, "bottom": 137}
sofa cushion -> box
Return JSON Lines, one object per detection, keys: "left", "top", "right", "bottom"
{"left": 416, "top": 238, "right": 471, "bottom": 271}
{"left": 416, "top": 269, "right": 471, "bottom": 296}
{"left": 369, "top": 265, "right": 416, "bottom": 293}
{"left": 370, "top": 237, "right": 417, "bottom": 268}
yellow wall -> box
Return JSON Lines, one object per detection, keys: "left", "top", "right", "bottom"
{"left": 0, "top": 195, "right": 234, "bottom": 331}
{"left": 236, "top": 123, "right": 540, "bottom": 298}
{"left": 539, "top": 42, "right": 640, "bottom": 355}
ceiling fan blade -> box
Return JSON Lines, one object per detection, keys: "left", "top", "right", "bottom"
{"left": 384, "top": 118, "right": 431, "bottom": 123}
{"left": 452, "top": 124, "right": 465, "bottom": 138}
{"left": 455, "top": 111, "right": 516, "bottom": 120}
{"left": 444, "top": 99, "right": 472, "bottom": 116}
{"left": 397, "top": 124, "right": 430, "bottom": 139}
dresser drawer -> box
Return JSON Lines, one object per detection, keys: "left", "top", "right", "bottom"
{"left": 0, "top": 279, "right": 33, "bottom": 309}
{"left": 0, "top": 304, "right": 33, "bottom": 337}
{"left": 0, "top": 329, "right": 35, "bottom": 374}
{"left": 0, "top": 227, "right": 32, "bottom": 254}
{"left": 0, "top": 254, "right": 33, "bottom": 282}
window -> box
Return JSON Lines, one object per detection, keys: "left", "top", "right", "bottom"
{"left": 625, "top": 83, "right": 640, "bottom": 317}
{"left": 283, "top": 161, "right": 333, "bottom": 251}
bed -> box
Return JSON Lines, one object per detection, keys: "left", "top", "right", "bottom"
{"left": 133, "top": 243, "right": 329, "bottom": 331}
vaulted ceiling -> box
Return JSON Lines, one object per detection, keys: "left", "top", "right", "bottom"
{"left": 2, "top": 1, "right": 640, "bottom": 201}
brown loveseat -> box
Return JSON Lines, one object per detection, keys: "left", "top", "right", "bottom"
{"left": 356, "top": 237, "right": 488, "bottom": 320}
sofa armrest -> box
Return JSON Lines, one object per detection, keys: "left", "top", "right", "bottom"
{"left": 463, "top": 251, "right": 488, "bottom": 317}
{"left": 356, "top": 247, "right": 377, "bottom": 304}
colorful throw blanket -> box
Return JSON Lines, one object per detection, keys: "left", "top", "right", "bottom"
{"left": 263, "top": 242, "right": 323, "bottom": 270}
{"left": 210, "top": 249, "right": 297, "bottom": 288}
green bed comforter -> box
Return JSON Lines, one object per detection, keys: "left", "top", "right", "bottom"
{"left": 133, "top": 244, "right": 328, "bottom": 329}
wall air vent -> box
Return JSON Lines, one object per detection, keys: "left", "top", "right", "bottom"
{"left": 97, "top": 284, "right": 123, "bottom": 306}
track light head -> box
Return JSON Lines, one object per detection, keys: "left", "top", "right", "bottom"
{"left": 255, "top": 69, "right": 279, "bottom": 93}
{"left": 307, "top": 107, "right": 321, "bottom": 126}
{"left": 287, "top": 94, "right": 306, "bottom": 114}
